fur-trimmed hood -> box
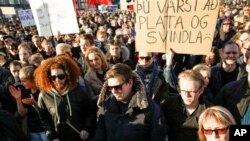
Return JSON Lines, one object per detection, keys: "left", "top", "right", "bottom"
{"left": 97, "top": 72, "right": 149, "bottom": 109}
{"left": 106, "top": 46, "right": 130, "bottom": 63}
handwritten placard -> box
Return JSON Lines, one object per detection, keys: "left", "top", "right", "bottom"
{"left": 29, "top": 0, "right": 52, "bottom": 36}
{"left": 18, "top": 9, "right": 36, "bottom": 27}
{"left": 29, "top": 0, "right": 79, "bottom": 36}
{"left": 135, "top": 0, "right": 220, "bottom": 55}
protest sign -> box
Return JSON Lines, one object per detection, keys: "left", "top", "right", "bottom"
{"left": 18, "top": 9, "right": 36, "bottom": 27}
{"left": 0, "top": 7, "right": 16, "bottom": 15}
{"left": 99, "top": 5, "right": 118, "bottom": 13}
{"left": 29, "top": 0, "right": 79, "bottom": 36}
{"left": 135, "top": 0, "right": 220, "bottom": 55}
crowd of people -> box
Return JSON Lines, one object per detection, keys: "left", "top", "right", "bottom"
{"left": 0, "top": 2, "right": 250, "bottom": 141}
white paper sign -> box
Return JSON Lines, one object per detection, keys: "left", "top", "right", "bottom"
{"left": 18, "top": 9, "right": 36, "bottom": 27}
{"left": 29, "top": 0, "right": 52, "bottom": 36}
{"left": 29, "top": 0, "right": 79, "bottom": 36}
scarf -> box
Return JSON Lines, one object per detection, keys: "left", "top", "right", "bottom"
{"left": 135, "top": 63, "right": 160, "bottom": 96}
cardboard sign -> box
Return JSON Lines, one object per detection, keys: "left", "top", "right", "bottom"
{"left": 135, "top": 0, "right": 220, "bottom": 55}
{"left": 0, "top": 7, "right": 16, "bottom": 15}
{"left": 29, "top": 0, "right": 79, "bottom": 36}
{"left": 18, "top": 9, "right": 36, "bottom": 27}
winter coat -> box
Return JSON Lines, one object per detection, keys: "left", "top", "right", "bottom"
{"left": 93, "top": 72, "right": 168, "bottom": 141}
{"left": 0, "top": 67, "right": 15, "bottom": 113}
{"left": 214, "top": 78, "right": 250, "bottom": 124}
{"left": 209, "top": 62, "right": 246, "bottom": 96}
{"left": 84, "top": 67, "right": 109, "bottom": 98}
{"left": 134, "top": 63, "right": 174, "bottom": 104}
{"left": 0, "top": 109, "right": 27, "bottom": 141}
{"left": 77, "top": 55, "right": 89, "bottom": 76}
{"left": 161, "top": 95, "right": 211, "bottom": 141}
{"left": 214, "top": 25, "right": 236, "bottom": 49}
{"left": 38, "top": 85, "right": 95, "bottom": 141}
{"left": 106, "top": 46, "right": 135, "bottom": 69}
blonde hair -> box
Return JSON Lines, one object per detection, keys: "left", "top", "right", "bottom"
{"left": 85, "top": 47, "right": 108, "bottom": 71}
{"left": 198, "top": 106, "right": 236, "bottom": 141}
{"left": 19, "top": 65, "right": 35, "bottom": 81}
{"left": 55, "top": 43, "right": 72, "bottom": 55}
{"left": 18, "top": 42, "right": 32, "bottom": 54}
{"left": 192, "top": 64, "right": 210, "bottom": 72}
{"left": 178, "top": 69, "right": 205, "bottom": 88}
{"left": 28, "top": 53, "right": 44, "bottom": 67}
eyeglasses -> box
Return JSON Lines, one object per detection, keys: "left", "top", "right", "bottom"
{"left": 224, "top": 51, "right": 237, "bottom": 55}
{"left": 204, "top": 127, "right": 229, "bottom": 135}
{"left": 50, "top": 74, "right": 66, "bottom": 81}
{"left": 139, "top": 56, "right": 152, "bottom": 61}
{"left": 108, "top": 82, "right": 125, "bottom": 91}
{"left": 179, "top": 87, "right": 201, "bottom": 95}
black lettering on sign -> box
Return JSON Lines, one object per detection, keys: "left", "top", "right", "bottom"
{"left": 203, "top": 0, "right": 219, "bottom": 11}
{"left": 136, "top": 0, "right": 149, "bottom": 14}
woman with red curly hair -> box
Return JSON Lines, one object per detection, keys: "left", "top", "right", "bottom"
{"left": 35, "top": 55, "right": 95, "bottom": 141}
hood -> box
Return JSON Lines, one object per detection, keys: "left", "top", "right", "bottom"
{"left": 46, "top": 88, "right": 73, "bottom": 125}
{"left": 106, "top": 46, "right": 130, "bottom": 62}
{"left": 97, "top": 72, "right": 149, "bottom": 109}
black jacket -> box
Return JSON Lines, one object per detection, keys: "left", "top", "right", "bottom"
{"left": 93, "top": 72, "right": 168, "bottom": 141}
{"left": 162, "top": 95, "right": 211, "bottom": 141}
{"left": 209, "top": 62, "right": 246, "bottom": 96}
{"left": 0, "top": 109, "right": 27, "bottom": 141}
{"left": 38, "top": 85, "right": 95, "bottom": 141}
{"left": 214, "top": 78, "right": 250, "bottom": 124}
{"left": 0, "top": 67, "right": 15, "bottom": 113}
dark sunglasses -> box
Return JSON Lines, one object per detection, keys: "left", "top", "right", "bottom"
{"left": 50, "top": 74, "right": 66, "bottom": 81}
{"left": 225, "top": 51, "right": 237, "bottom": 55}
{"left": 139, "top": 56, "right": 152, "bottom": 61}
{"left": 108, "top": 82, "right": 125, "bottom": 91}
{"left": 203, "top": 127, "right": 229, "bottom": 135}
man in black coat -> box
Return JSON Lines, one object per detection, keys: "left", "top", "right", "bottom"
{"left": 93, "top": 63, "right": 168, "bottom": 141}
{"left": 214, "top": 57, "right": 250, "bottom": 124}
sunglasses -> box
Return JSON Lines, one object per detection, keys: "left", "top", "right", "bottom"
{"left": 203, "top": 127, "right": 229, "bottom": 135}
{"left": 108, "top": 82, "right": 125, "bottom": 91}
{"left": 139, "top": 56, "right": 152, "bottom": 61}
{"left": 50, "top": 74, "right": 66, "bottom": 81}
{"left": 225, "top": 51, "right": 237, "bottom": 55}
